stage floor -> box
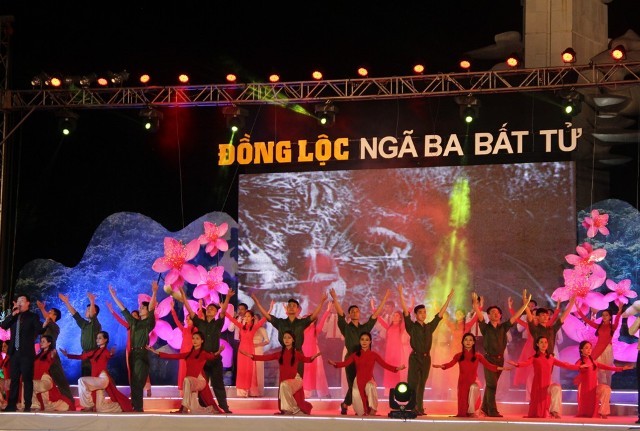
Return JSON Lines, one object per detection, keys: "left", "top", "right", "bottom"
{"left": 1, "top": 386, "right": 638, "bottom": 431}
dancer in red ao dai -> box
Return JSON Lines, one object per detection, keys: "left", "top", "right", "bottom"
{"left": 147, "top": 332, "right": 223, "bottom": 414}
{"left": 432, "top": 332, "right": 508, "bottom": 417}
{"left": 574, "top": 340, "right": 633, "bottom": 418}
{"left": 508, "top": 336, "right": 584, "bottom": 419}
{"left": 61, "top": 331, "right": 133, "bottom": 412}
{"left": 242, "top": 330, "right": 320, "bottom": 415}
{"left": 329, "top": 331, "right": 405, "bottom": 416}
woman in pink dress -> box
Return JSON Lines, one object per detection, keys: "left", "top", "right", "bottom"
{"left": 574, "top": 303, "right": 622, "bottom": 385}
{"left": 303, "top": 302, "right": 331, "bottom": 398}
{"left": 508, "top": 336, "right": 583, "bottom": 419}
{"left": 574, "top": 340, "right": 632, "bottom": 418}
{"left": 225, "top": 309, "right": 267, "bottom": 397}
{"left": 329, "top": 331, "right": 405, "bottom": 416}
{"left": 376, "top": 310, "right": 410, "bottom": 394}
{"left": 432, "top": 332, "right": 504, "bottom": 417}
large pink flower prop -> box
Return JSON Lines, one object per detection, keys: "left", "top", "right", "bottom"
{"left": 0, "top": 327, "right": 9, "bottom": 341}
{"left": 581, "top": 209, "right": 610, "bottom": 238}
{"left": 198, "top": 222, "right": 229, "bottom": 257}
{"left": 192, "top": 265, "right": 229, "bottom": 304}
{"left": 560, "top": 313, "right": 635, "bottom": 362}
{"left": 152, "top": 237, "right": 201, "bottom": 289}
{"left": 603, "top": 278, "right": 637, "bottom": 305}
{"left": 137, "top": 295, "right": 174, "bottom": 346}
{"left": 551, "top": 268, "right": 608, "bottom": 314}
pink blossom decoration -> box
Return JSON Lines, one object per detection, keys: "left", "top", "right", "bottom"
{"left": 151, "top": 237, "right": 201, "bottom": 290}
{"left": 198, "top": 222, "right": 229, "bottom": 257}
{"left": 0, "top": 327, "right": 9, "bottom": 341}
{"left": 192, "top": 265, "right": 229, "bottom": 304}
{"left": 603, "top": 278, "right": 637, "bottom": 305}
{"left": 564, "top": 243, "right": 607, "bottom": 288}
{"left": 581, "top": 209, "right": 610, "bottom": 238}
{"left": 551, "top": 268, "right": 608, "bottom": 314}
{"left": 560, "top": 313, "right": 636, "bottom": 362}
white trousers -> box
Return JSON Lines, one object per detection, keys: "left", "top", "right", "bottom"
{"left": 183, "top": 375, "right": 215, "bottom": 413}
{"left": 78, "top": 371, "right": 123, "bottom": 412}
{"left": 32, "top": 374, "right": 69, "bottom": 411}
{"left": 279, "top": 374, "right": 303, "bottom": 414}
{"left": 548, "top": 383, "right": 562, "bottom": 414}
{"left": 351, "top": 377, "right": 378, "bottom": 416}
{"left": 468, "top": 383, "right": 481, "bottom": 414}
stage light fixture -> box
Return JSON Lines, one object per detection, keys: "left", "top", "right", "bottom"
{"left": 108, "top": 70, "right": 130, "bottom": 86}
{"left": 560, "top": 90, "right": 583, "bottom": 117}
{"left": 314, "top": 102, "right": 338, "bottom": 127}
{"left": 312, "top": 70, "right": 323, "bottom": 80}
{"left": 57, "top": 110, "right": 79, "bottom": 136}
{"left": 413, "top": 63, "right": 425, "bottom": 74}
{"left": 268, "top": 73, "right": 280, "bottom": 83}
{"left": 561, "top": 47, "right": 576, "bottom": 64}
{"left": 455, "top": 95, "right": 481, "bottom": 124}
{"left": 610, "top": 44, "right": 626, "bottom": 61}
{"left": 78, "top": 74, "right": 97, "bottom": 88}
{"left": 49, "top": 76, "right": 62, "bottom": 87}
{"left": 178, "top": 74, "right": 190, "bottom": 84}
{"left": 139, "top": 74, "right": 151, "bottom": 85}
{"left": 388, "top": 381, "right": 416, "bottom": 420}
{"left": 357, "top": 67, "right": 369, "bottom": 77}
{"left": 505, "top": 52, "right": 521, "bottom": 68}
{"left": 459, "top": 58, "right": 472, "bottom": 71}
{"left": 226, "top": 73, "right": 237, "bottom": 83}
{"left": 222, "top": 105, "right": 249, "bottom": 133}
{"left": 97, "top": 76, "right": 109, "bottom": 86}
{"left": 31, "top": 73, "right": 49, "bottom": 88}
{"left": 139, "top": 107, "right": 163, "bottom": 132}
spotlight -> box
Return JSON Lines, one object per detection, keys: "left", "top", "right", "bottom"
{"left": 357, "top": 66, "right": 369, "bottom": 77}
{"left": 311, "top": 70, "right": 323, "bottom": 80}
{"left": 139, "top": 107, "right": 163, "bottom": 132}
{"left": 226, "top": 73, "right": 237, "bottom": 83}
{"left": 388, "top": 381, "right": 416, "bottom": 420}
{"left": 268, "top": 73, "right": 280, "bottom": 83}
{"left": 561, "top": 47, "right": 577, "bottom": 64}
{"left": 178, "top": 74, "right": 190, "bottom": 84}
{"left": 57, "top": 110, "right": 79, "bottom": 136}
{"left": 314, "top": 102, "right": 338, "bottom": 127}
{"left": 610, "top": 44, "right": 626, "bottom": 61}
{"left": 108, "top": 70, "right": 130, "bottom": 86}
{"left": 222, "top": 105, "right": 248, "bottom": 133}
{"left": 455, "top": 95, "right": 480, "bottom": 124}
{"left": 413, "top": 63, "right": 425, "bottom": 74}
{"left": 139, "top": 74, "right": 151, "bottom": 85}
{"left": 560, "top": 90, "right": 583, "bottom": 117}
{"left": 459, "top": 58, "right": 472, "bottom": 71}
{"left": 78, "top": 74, "right": 97, "bottom": 88}
{"left": 505, "top": 52, "right": 521, "bottom": 68}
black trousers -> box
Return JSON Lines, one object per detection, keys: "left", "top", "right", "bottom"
{"left": 8, "top": 351, "right": 35, "bottom": 410}
{"left": 204, "top": 357, "right": 229, "bottom": 410}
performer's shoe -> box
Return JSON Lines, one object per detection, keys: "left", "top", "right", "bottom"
{"left": 170, "top": 406, "right": 185, "bottom": 414}
{"left": 222, "top": 408, "right": 233, "bottom": 414}
{"left": 340, "top": 403, "right": 348, "bottom": 415}
{"left": 549, "top": 411, "right": 561, "bottom": 419}
{"left": 600, "top": 414, "right": 608, "bottom": 419}
{"left": 2, "top": 405, "right": 17, "bottom": 412}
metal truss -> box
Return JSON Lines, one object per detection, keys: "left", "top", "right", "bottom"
{"left": 2, "top": 61, "right": 640, "bottom": 110}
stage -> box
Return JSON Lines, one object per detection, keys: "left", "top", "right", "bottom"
{"left": 0, "top": 386, "right": 638, "bottom": 431}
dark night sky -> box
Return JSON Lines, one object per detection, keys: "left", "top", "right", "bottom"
{"left": 0, "top": 1, "right": 639, "bottom": 279}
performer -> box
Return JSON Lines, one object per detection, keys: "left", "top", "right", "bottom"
{"left": 58, "top": 292, "right": 101, "bottom": 377}
{"left": 302, "top": 302, "right": 331, "bottom": 398}
{"left": 169, "top": 301, "right": 197, "bottom": 396}
{"left": 375, "top": 310, "right": 410, "bottom": 394}
{"left": 574, "top": 340, "right": 632, "bottom": 418}
{"left": 35, "top": 300, "right": 75, "bottom": 408}
{"left": 241, "top": 330, "right": 320, "bottom": 415}
{"left": 432, "top": 332, "right": 507, "bottom": 417}
{"left": 182, "top": 286, "right": 234, "bottom": 413}
{"left": 397, "top": 284, "right": 453, "bottom": 416}
{"left": 1, "top": 294, "right": 43, "bottom": 412}
{"left": 329, "top": 331, "right": 405, "bottom": 416}
{"left": 508, "top": 335, "right": 583, "bottom": 419}
{"left": 147, "top": 332, "right": 223, "bottom": 414}
{"left": 30, "top": 335, "right": 74, "bottom": 412}
{"left": 0, "top": 340, "right": 9, "bottom": 407}
{"left": 251, "top": 292, "right": 327, "bottom": 378}
{"left": 473, "top": 290, "right": 531, "bottom": 417}
{"left": 225, "top": 309, "right": 267, "bottom": 397}
{"left": 61, "top": 331, "right": 133, "bottom": 412}
{"left": 251, "top": 313, "right": 270, "bottom": 397}
{"left": 108, "top": 282, "right": 157, "bottom": 412}
{"left": 329, "top": 287, "right": 388, "bottom": 415}
{"left": 574, "top": 302, "right": 623, "bottom": 385}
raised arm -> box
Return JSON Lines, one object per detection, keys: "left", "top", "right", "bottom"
{"left": 180, "top": 287, "right": 197, "bottom": 319}
{"left": 108, "top": 285, "right": 126, "bottom": 311}
{"left": 437, "top": 289, "right": 454, "bottom": 318}
{"left": 251, "top": 293, "right": 272, "bottom": 321}
{"left": 509, "top": 289, "right": 532, "bottom": 325}
{"left": 87, "top": 292, "right": 97, "bottom": 318}
{"left": 371, "top": 289, "right": 391, "bottom": 319}
{"left": 107, "top": 301, "right": 128, "bottom": 327}
{"left": 471, "top": 292, "right": 484, "bottom": 321}
{"left": 558, "top": 297, "right": 576, "bottom": 323}
{"left": 219, "top": 289, "right": 234, "bottom": 315}
{"left": 148, "top": 281, "right": 158, "bottom": 313}
{"left": 329, "top": 288, "right": 345, "bottom": 317}
{"left": 397, "top": 284, "right": 409, "bottom": 316}
{"left": 58, "top": 293, "right": 78, "bottom": 315}
{"left": 309, "top": 291, "right": 329, "bottom": 321}
{"left": 36, "top": 300, "right": 48, "bottom": 320}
